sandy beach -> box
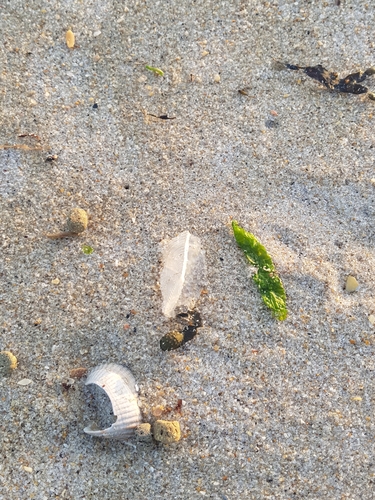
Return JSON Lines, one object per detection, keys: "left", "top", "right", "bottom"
{"left": 1, "top": 1, "right": 375, "bottom": 498}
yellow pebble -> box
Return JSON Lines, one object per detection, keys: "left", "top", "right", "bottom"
{"left": 66, "top": 29, "right": 75, "bottom": 49}
{"left": 135, "top": 423, "right": 153, "bottom": 442}
{"left": 345, "top": 275, "right": 359, "bottom": 292}
{"left": 0, "top": 351, "right": 18, "bottom": 377}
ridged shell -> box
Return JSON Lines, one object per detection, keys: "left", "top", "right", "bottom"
{"left": 84, "top": 363, "right": 142, "bottom": 440}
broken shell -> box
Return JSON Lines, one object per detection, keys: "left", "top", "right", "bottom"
{"left": 153, "top": 420, "right": 181, "bottom": 444}
{"left": 0, "top": 351, "right": 17, "bottom": 377}
{"left": 134, "top": 423, "right": 153, "bottom": 442}
{"left": 66, "top": 208, "right": 88, "bottom": 233}
{"left": 84, "top": 363, "right": 142, "bottom": 440}
{"left": 160, "top": 331, "right": 184, "bottom": 351}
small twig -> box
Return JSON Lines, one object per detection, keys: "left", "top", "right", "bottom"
{"left": 0, "top": 144, "right": 44, "bottom": 151}
{"left": 18, "top": 133, "right": 41, "bottom": 141}
{"left": 147, "top": 114, "right": 176, "bottom": 120}
{"left": 238, "top": 88, "right": 255, "bottom": 97}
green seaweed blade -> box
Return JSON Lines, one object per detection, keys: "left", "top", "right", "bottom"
{"left": 232, "top": 220, "right": 287, "bottom": 320}
{"left": 253, "top": 269, "right": 287, "bottom": 321}
{"left": 232, "top": 221, "right": 274, "bottom": 271}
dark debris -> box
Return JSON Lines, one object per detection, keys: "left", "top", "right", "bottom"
{"left": 160, "top": 310, "right": 203, "bottom": 351}
{"left": 147, "top": 114, "right": 176, "bottom": 120}
{"left": 283, "top": 62, "right": 375, "bottom": 98}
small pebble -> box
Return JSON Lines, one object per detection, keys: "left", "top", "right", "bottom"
{"left": 213, "top": 74, "right": 221, "bottom": 83}
{"left": 0, "top": 351, "right": 18, "bottom": 377}
{"left": 346, "top": 275, "right": 359, "bottom": 292}
{"left": 134, "top": 423, "right": 153, "bottom": 442}
{"left": 66, "top": 29, "right": 75, "bottom": 49}
{"left": 51, "top": 278, "right": 60, "bottom": 285}
{"left": 69, "top": 367, "right": 88, "bottom": 379}
{"left": 151, "top": 405, "right": 164, "bottom": 417}
{"left": 23, "top": 466, "right": 33, "bottom": 473}
{"left": 45, "top": 154, "right": 58, "bottom": 162}
{"left": 66, "top": 208, "right": 88, "bottom": 233}
{"left": 17, "top": 378, "right": 33, "bottom": 386}
{"left": 369, "top": 315, "right": 375, "bottom": 326}
{"left": 153, "top": 420, "right": 181, "bottom": 444}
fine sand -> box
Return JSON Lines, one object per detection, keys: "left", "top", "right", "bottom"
{"left": 1, "top": 1, "right": 375, "bottom": 498}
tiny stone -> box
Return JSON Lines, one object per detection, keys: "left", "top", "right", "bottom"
{"left": 134, "top": 423, "right": 153, "bottom": 442}
{"left": 66, "top": 29, "right": 75, "bottom": 49}
{"left": 66, "top": 208, "right": 88, "bottom": 233}
{"left": 93, "top": 30, "right": 101, "bottom": 37}
{"left": 45, "top": 155, "right": 58, "bottom": 162}
{"left": 17, "top": 378, "right": 33, "bottom": 386}
{"left": 151, "top": 405, "right": 164, "bottom": 417}
{"left": 69, "top": 367, "right": 88, "bottom": 379}
{"left": 346, "top": 275, "right": 359, "bottom": 292}
{"left": 0, "top": 351, "right": 18, "bottom": 377}
{"left": 153, "top": 420, "right": 181, "bottom": 444}
{"left": 51, "top": 278, "right": 60, "bottom": 285}
{"left": 369, "top": 315, "right": 375, "bottom": 326}
{"left": 213, "top": 74, "right": 221, "bottom": 83}
{"left": 23, "top": 466, "right": 33, "bottom": 473}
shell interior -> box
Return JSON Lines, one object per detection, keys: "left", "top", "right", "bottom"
{"left": 84, "top": 363, "right": 142, "bottom": 440}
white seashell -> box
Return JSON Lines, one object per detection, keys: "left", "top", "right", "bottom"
{"left": 84, "top": 363, "right": 142, "bottom": 440}
{"left": 160, "top": 230, "right": 206, "bottom": 318}
{"left": 17, "top": 378, "right": 33, "bottom": 386}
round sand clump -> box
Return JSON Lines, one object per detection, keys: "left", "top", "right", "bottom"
{"left": 66, "top": 208, "right": 88, "bottom": 233}
{"left": 0, "top": 351, "right": 18, "bottom": 377}
{"left": 134, "top": 423, "right": 153, "bottom": 442}
{"left": 153, "top": 420, "right": 181, "bottom": 444}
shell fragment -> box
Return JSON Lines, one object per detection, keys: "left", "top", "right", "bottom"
{"left": 84, "top": 363, "right": 142, "bottom": 440}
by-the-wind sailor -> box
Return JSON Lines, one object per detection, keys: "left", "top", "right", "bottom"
{"left": 84, "top": 363, "right": 142, "bottom": 440}
{"left": 160, "top": 231, "right": 206, "bottom": 318}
